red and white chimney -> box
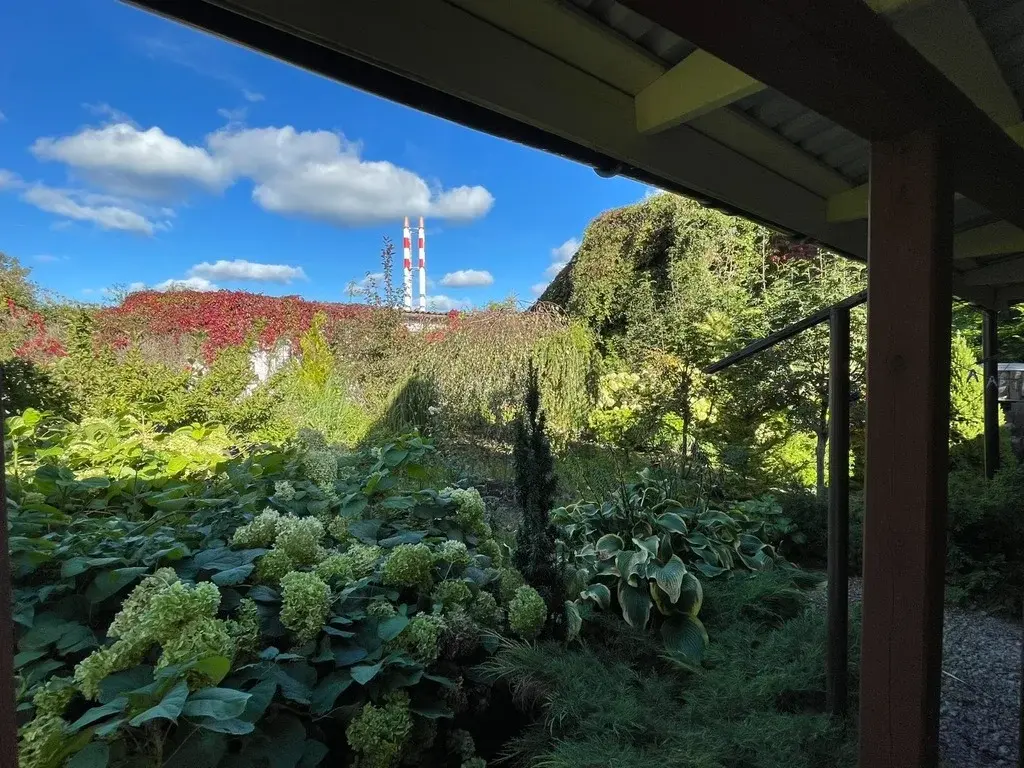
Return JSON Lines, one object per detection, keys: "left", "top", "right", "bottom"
{"left": 402, "top": 216, "right": 413, "bottom": 311}
{"left": 417, "top": 216, "right": 426, "bottom": 312}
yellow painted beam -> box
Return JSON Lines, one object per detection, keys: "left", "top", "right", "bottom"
{"left": 954, "top": 221, "right": 1024, "bottom": 260}
{"left": 827, "top": 185, "right": 870, "bottom": 223}
{"left": 635, "top": 50, "right": 764, "bottom": 134}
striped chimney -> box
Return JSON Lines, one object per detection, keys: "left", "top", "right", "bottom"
{"left": 417, "top": 216, "right": 426, "bottom": 312}
{"left": 402, "top": 216, "right": 413, "bottom": 311}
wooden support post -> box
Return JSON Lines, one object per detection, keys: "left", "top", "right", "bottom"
{"left": 0, "top": 368, "right": 17, "bottom": 768}
{"left": 860, "top": 128, "right": 953, "bottom": 768}
{"left": 827, "top": 306, "right": 851, "bottom": 717}
{"left": 983, "top": 308, "right": 1000, "bottom": 479}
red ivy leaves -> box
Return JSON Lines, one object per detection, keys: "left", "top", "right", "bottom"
{"left": 8, "top": 300, "right": 67, "bottom": 362}
{"left": 97, "top": 290, "right": 371, "bottom": 361}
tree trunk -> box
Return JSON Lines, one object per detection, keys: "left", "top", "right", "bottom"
{"left": 816, "top": 429, "right": 827, "bottom": 502}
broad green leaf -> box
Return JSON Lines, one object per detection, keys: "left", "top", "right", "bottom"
{"left": 193, "top": 656, "right": 232, "bottom": 686}
{"left": 693, "top": 561, "right": 728, "bottom": 578}
{"left": 310, "top": 671, "right": 353, "bottom": 715}
{"left": 580, "top": 583, "right": 611, "bottom": 610}
{"left": 377, "top": 614, "right": 410, "bottom": 642}
{"left": 655, "top": 512, "right": 688, "bottom": 535}
{"left": 128, "top": 680, "right": 189, "bottom": 726}
{"left": 347, "top": 519, "right": 382, "bottom": 544}
{"left": 13, "top": 650, "right": 46, "bottom": 668}
{"left": 614, "top": 549, "right": 632, "bottom": 578}
{"left": 661, "top": 613, "right": 709, "bottom": 665}
{"left": 211, "top": 564, "right": 254, "bottom": 586}
{"left": 350, "top": 662, "right": 382, "bottom": 685}
{"left": 650, "top": 582, "right": 673, "bottom": 615}
{"left": 737, "top": 533, "right": 767, "bottom": 555}
{"left": 198, "top": 717, "right": 255, "bottom": 734}
{"left": 98, "top": 666, "right": 154, "bottom": 704}
{"left": 68, "top": 697, "right": 128, "bottom": 733}
{"left": 247, "top": 585, "right": 281, "bottom": 602}
{"left": 632, "top": 535, "right": 660, "bottom": 558}
{"left": 298, "top": 740, "right": 329, "bottom": 768}
{"left": 86, "top": 567, "right": 148, "bottom": 604}
{"left": 241, "top": 678, "right": 277, "bottom": 723}
{"left": 67, "top": 742, "right": 109, "bottom": 768}
{"left": 409, "top": 701, "right": 454, "bottom": 719}
{"left": 596, "top": 533, "right": 624, "bottom": 560}
{"left": 247, "top": 713, "right": 306, "bottom": 768}
{"left": 677, "top": 572, "right": 704, "bottom": 616}
{"left": 164, "top": 730, "right": 228, "bottom": 768}
{"left": 334, "top": 645, "right": 369, "bottom": 667}
{"left": 655, "top": 555, "right": 687, "bottom": 603}
{"left": 617, "top": 582, "right": 652, "bottom": 629}
{"left": 565, "top": 601, "right": 582, "bottom": 642}
{"left": 378, "top": 531, "right": 427, "bottom": 548}
{"left": 183, "top": 687, "right": 251, "bottom": 720}
{"left": 380, "top": 495, "right": 415, "bottom": 510}
{"left": 268, "top": 665, "right": 313, "bottom": 705}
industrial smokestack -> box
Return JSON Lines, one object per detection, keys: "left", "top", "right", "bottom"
{"left": 402, "top": 216, "right": 413, "bottom": 311}
{"left": 418, "top": 216, "right": 426, "bottom": 312}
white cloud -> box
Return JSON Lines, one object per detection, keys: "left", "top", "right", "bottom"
{"left": 243, "top": 90, "right": 264, "bottom": 103}
{"left": 0, "top": 169, "right": 19, "bottom": 189}
{"left": 34, "top": 254, "right": 64, "bottom": 263}
{"left": 27, "top": 122, "right": 494, "bottom": 227}
{"left": 551, "top": 237, "right": 580, "bottom": 263}
{"left": 153, "top": 277, "right": 219, "bottom": 292}
{"left": 440, "top": 269, "right": 493, "bottom": 288}
{"left": 188, "top": 259, "right": 306, "bottom": 284}
{"left": 127, "top": 282, "right": 147, "bottom": 292}
{"left": 207, "top": 125, "right": 494, "bottom": 225}
{"left": 427, "top": 294, "right": 472, "bottom": 312}
{"left": 32, "top": 123, "right": 228, "bottom": 197}
{"left": 531, "top": 282, "right": 549, "bottom": 297}
{"left": 21, "top": 184, "right": 161, "bottom": 235}
{"left": 83, "top": 103, "right": 134, "bottom": 125}
{"left": 217, "top": 107, "right": 247, "bottom": 124}
{"left": 0, "top": 110, "right": 6, "bottom": 123}
{"left": 346, "top": 272, "right": 386, "bottom": 296}
{"left": 544, "top": 261, "right": 568, "bottom": 279}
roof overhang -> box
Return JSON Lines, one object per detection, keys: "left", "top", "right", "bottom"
{"left": 129, "top": 0, "right": 1024, "bottom": 308}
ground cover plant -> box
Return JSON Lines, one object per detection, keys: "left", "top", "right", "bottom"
{"left": 481, "top": 570, "right": 859, "bottom": 768}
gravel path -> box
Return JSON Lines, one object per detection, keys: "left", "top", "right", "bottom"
{"left": 812, "top": 578, "right": 1022, "bottom": 767}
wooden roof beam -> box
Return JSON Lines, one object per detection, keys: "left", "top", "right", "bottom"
{"left": 954, "top": 220, "right": 1024, "bottom": 259}
{"left": 617, "top": 0, "right": 1024, "bottom": 232}
{"left": 635, "top": 50, "right": 764, "bottom": 134}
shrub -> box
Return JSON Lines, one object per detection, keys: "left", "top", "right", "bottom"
{"left": 512, "top": 365, "right": 563, "bottom": 628}
{"left": 508, "top": 585, "right": 546, "bottom": 639}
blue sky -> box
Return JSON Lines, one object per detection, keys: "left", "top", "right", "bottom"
{"left": 0, "top": 0, "right": 652, "bottom": 310}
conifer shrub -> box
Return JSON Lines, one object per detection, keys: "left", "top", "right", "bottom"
{"left": 512, "top": 364, "right": 564, "bottom": 633}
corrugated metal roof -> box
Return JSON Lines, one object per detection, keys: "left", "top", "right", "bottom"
{"left": 965, "top": 0, "right": 1024, "bottom": 110}
{"left": 565, "top": 0, "right": 694, "bottom": 65}
{"left": 734, "top": 91, "right": 870, "bottom": 184}
{"left": 565, "top": 0, "right": 873, "bottom": 185}
{"left": 565, "top": 0, "right": 1012, "bottom": 245}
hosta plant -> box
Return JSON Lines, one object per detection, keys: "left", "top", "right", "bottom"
{"left": 555, "top": 468, "right": 788, "bottom": 665}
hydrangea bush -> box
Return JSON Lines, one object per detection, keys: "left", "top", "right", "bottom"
{"left": 8, "top": 421, "right": 511, "bottom": 768}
